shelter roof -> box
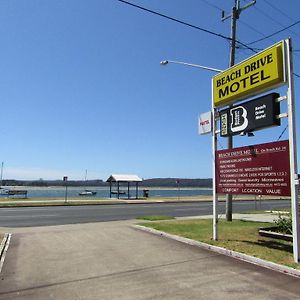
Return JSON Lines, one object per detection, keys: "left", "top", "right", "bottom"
{"left": 106, "top": 174, "right": 143, "bottom": 182}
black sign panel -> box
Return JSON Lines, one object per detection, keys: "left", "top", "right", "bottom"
{"left": 220, "top": 93, "right": 280, "bottom": 137}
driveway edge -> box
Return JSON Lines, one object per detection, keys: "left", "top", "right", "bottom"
{"left": 0, "top": 233, "right": 11, "bottom": 273}
{"left": 134, "top": 224, "right": 300, "bottom": 279}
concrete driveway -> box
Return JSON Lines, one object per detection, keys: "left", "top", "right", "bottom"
{"left": 0, "top": 220, "right": 299, "bottom": 300}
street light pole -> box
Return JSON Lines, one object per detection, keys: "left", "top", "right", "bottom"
{"left": 160, "top": 60, "right": 222, "bottom": 73}
{"left": 160, "top": 59, "right": 222, "bottom": 239}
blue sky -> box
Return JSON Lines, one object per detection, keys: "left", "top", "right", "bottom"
{"left": 1, "top": 0, "right": 300, "bottom": 180}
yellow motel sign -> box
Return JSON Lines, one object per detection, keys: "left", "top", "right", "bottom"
{"left": 213, "top": 41, "right": 285, "bottom": 107}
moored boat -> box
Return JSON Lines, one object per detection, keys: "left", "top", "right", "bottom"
{"left": 78, "top": 189, "right": 97, "bottom": 196}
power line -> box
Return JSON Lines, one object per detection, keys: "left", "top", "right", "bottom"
{"left": 238, "top": 19, "right": 278, "bottom": 47}
{"left": 198, "top": 1, "right": 264, "bottom": 52}
{"left": 116, "top": 0, "right": 257, "bottom": 53}
{"left": 294, "top": 73, "right": 300, "bottom": 79}
{"left": 277, "top": 125, "right": 288, "bottom": 141}
{"left": 117, "top": 0, "right": 228, "bottom": 40}
{"left": 239, "top": 19, "right": 266, "bottom": 37}
{"left": 262, "top": 0, "right": 296, "bottom": 23}
{"left": 235, "top": 1, "right": 300, "bottom": 59}
{"left": 247, "top": 19, "right": 300, "bottom": 45}
{"left": 117, "top": 0, "right": 300, "bottom": 79}
{"left": 253, "top": 6, "right": 300, "bottom": 40}
{"left": 238, "top": 44, "right": 300, "bottom": 53}
{"left": 198, "top": 0, "right": 223, "bottom": 12}
{"left": 254, "top": 6, "right": 289, "bottom": 28}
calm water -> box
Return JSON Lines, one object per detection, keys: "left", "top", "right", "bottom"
{"left": 0, "top": 186, "right": 212, "bottom": 199}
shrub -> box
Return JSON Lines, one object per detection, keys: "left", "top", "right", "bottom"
{"left": 274, "top": 213, "right": 293, "bottom": 235}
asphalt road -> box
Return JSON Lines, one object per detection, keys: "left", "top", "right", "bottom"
{"left": 0, "top": 199, "right": 291, "bottom": 227}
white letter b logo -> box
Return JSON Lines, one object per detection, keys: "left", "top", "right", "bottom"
{"left": 230, "top": 106, "right": 248, "bottom": 133}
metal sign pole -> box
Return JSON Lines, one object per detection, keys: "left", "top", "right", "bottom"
{"left": 63, "top": 176, "right": 68, "bottom": 204}
{"left": 212, "top": 82, "right": 218, "bottom": 240}
{"left": 286, "top": 38, "right": 300, "bottom": 263}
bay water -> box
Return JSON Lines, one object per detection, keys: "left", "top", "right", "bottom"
{"left": 0, "top": 186, "right": 212, "bottom": 199}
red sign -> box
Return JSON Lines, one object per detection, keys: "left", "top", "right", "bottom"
{"left": 216, "top": 140, "right": 290, "bottom": 196}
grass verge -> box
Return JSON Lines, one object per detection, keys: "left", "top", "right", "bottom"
{"left": 140, "top": 219, "right": 299, "bottom": 269}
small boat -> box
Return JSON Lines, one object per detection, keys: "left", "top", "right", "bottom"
{"left": 78, "top": 170, "right": 97, "bottom": 196}
{"left": 79, "top": 189, "right": 97, "bottom": 196}
{"left": 0, "top": 188, "right": 9, "bottom": 195}
{"left": 0, "top": 163, "right": 28, "bottom": 198}
{"left": 7, "top": 190, "right": 28, "bottom": 197}
{"left": 0, "top": 188, "right": 28, "bottom": 197}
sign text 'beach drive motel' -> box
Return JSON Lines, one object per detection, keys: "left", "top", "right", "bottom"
{"left": 213, "top": 42, "right": 285, "bottom": 107}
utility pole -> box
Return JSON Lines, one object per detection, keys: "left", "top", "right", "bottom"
{"left": 222, "top": 0, "right": 256, "bottom": 221}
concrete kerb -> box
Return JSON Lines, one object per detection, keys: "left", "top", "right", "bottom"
{"left": 0, "top": 198, "right": 210, "bottom": 206}
{"left": 133, "top": 224, "right": 300, "bottom": 279}
{"left": 0, "top": 233, "right": 11, "bottom": 274}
